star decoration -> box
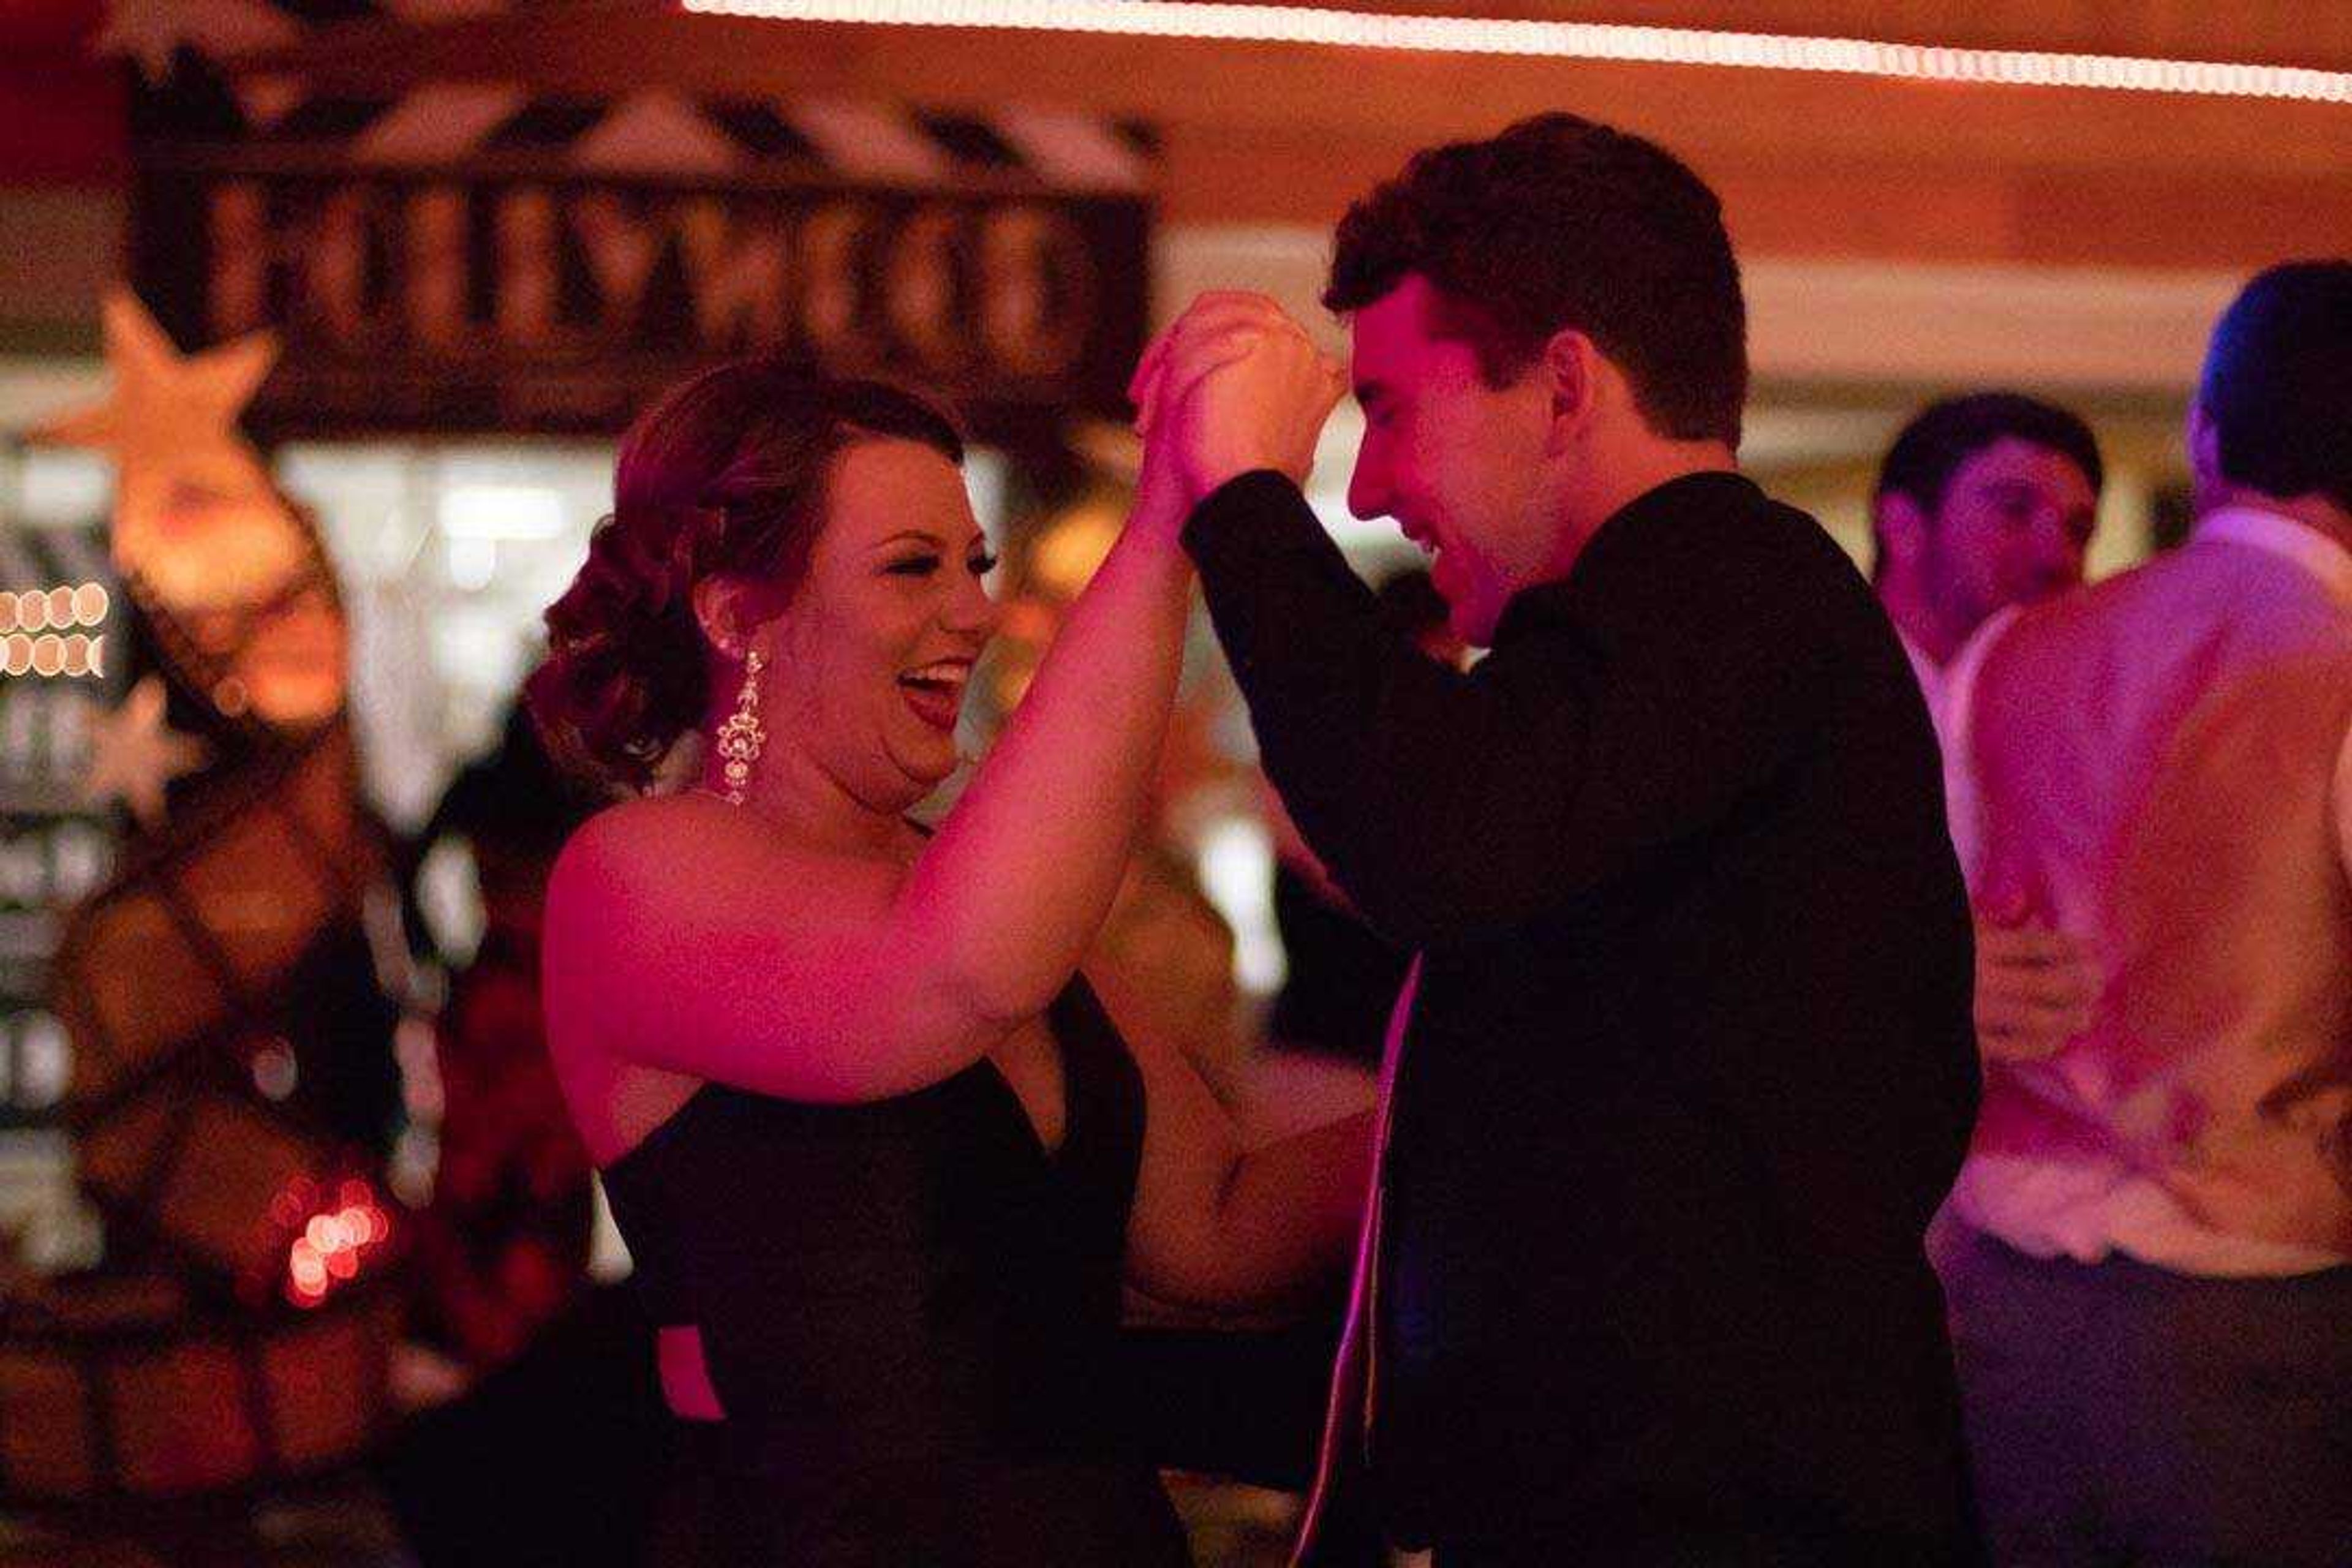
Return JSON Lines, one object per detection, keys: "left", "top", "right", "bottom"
{"left": 84, "top": 676, "right": 211, "bottom": 829}
{"left": 93, "top": 0, "right": 299, "bottom": 86}
{"left": 32, "top": 290, "right": 282, "bottom": 580}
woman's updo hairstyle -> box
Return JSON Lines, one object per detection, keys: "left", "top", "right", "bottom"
{"left": 527, "top": 357, "right": 963, "bottom": 793}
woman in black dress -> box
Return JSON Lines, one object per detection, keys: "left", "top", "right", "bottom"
{"left": 527, "top": 357, "right": 1366, "bottom": 1565}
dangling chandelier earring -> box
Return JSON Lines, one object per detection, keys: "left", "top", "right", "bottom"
{"left": 714, "top": 649, "right": 766, "bottom": 806}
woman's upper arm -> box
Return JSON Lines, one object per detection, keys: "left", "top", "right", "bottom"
{"left": 1110, "top": 970, "right": 1370, "bottom": 1311}
{"left": 541, "top": 806, "right": 1001, "bottom": 1102}
{"left": 1085, "top": 959, "right": 1247, "bottom": 1305}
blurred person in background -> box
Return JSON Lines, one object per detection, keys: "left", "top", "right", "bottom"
{"left": 402, "top": 699, "right": 598, "bottom": 1368}
{"left": 1940, "top": 260, "right": 2352, "bottom": 1567}
{"left": 984, "top": 464, "right": 1256, "bottom": 1107}
{"left": 383, "top": 701, "right": 671, "bottom": 1568}
{"left": 528, "top": 359, "right": 1371, "bottom": 1566}
{"left": 1871, "top": 391, "right": 2103, "bottom": 696}
{"left": 1871, "top": 396, "right": 2109, "bottom": 1095}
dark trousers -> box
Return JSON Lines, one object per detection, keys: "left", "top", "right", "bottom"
{"left": 1433, "top": 1521, "right": 1976, "bottom": 1567}
{"left": 1943, "top": 1224, "right": 2352, "bottom": 1567}
{"left": 1435, "top": 1536, "right": 1854, "bottom": 1567}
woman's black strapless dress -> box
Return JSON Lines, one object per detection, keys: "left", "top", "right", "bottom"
{"left": 600, "top": 980, "right": 1193, "bottom": 1567}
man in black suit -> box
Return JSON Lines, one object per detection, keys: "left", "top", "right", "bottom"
{"left": 1133, "top": 114, "right": 1984, "bottom": 1566}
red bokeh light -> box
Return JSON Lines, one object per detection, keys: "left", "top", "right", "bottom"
{"left": 271, "top": 1174, "right": 394, "bottom": 1310}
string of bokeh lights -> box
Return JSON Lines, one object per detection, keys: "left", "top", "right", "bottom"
{"left": 684, "top": 0, "right": 2352, "bottom": 104}
{"left": 0, "top": 584, "right": 108, "bottom": 679}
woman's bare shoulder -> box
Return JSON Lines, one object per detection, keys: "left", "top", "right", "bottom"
{"left": 540, "top": 793, "right": 951, "bottom": 1102}
{"left": 553, "top": 793, "right": 802, "bottom": 898}
{"left": 546, "top": 793, "right": 907, "bottom": 961}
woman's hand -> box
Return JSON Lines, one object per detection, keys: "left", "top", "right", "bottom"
{"left": 1131, "top": 292, "right": 1348, "bottom": 510}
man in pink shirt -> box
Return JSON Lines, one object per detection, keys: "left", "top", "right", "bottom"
{"left": 1942, "top": 260, "right": 2352, "bottom": 1566}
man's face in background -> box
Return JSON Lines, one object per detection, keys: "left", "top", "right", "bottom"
{"left": 1915, "top": 437, "right": 2100, "bottom": 636}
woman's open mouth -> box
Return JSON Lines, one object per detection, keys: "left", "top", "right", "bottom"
{"left": 897, "top": 660, "right": 971, "bottom": 732}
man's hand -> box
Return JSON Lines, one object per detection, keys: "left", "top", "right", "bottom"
{"left": 1973, "top": 913, "right": 2097, "bottom": 1063}
{"left": 1128, "top": 291, "right": 1347, "bottom": 508}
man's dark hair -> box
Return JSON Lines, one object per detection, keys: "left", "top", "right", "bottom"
{"left": 2198, "top": 260, "right": 2352, "bottom": 513}
{"left": 1324, "top": 112, "right": 1746, "bottom": 446}
{"left": 1874, "top": 393, "right": 2105, "bottom": 519}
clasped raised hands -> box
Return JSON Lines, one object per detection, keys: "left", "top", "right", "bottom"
{"left": 1128, "top": 291, "right": 1349, "bottom": 511}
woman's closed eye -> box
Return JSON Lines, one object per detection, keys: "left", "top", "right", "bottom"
{"left": 885, "top": 549, "right": 997, "bottom": 578}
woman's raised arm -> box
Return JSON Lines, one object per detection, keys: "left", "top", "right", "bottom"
{"left": 546, "top": 456, "right": 1196, "bottom": 1104}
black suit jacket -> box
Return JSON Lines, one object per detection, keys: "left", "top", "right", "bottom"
{"left": 1186, "top": 470, "right": 1982, "bottom": 1560}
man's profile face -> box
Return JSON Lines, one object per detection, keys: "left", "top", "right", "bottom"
{"left": 1344, "top": 276, "right": 1555, "bottom": 647}
{"left": 1924, "top": 437, "right": 2098, "bottom": 633}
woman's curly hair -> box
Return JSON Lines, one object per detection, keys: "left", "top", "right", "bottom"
{"left": 526, "top": 358, "right": 963, "bottom": 794}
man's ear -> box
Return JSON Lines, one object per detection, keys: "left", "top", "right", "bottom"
{"left": 1874, "top": 491, "right": 1930, "bottom": 573}
{"left": 2185, "top": 401, "right": 2222, "bottom": 487}
{"left": 1540, "top": 330, "right": 1603, "bottom": 451}
{"left": 691, "top": 574, "right": 766, "bottom": 665}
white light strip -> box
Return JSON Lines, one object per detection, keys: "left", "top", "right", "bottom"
{"left": 683, "top": 0, "right": 2352, "bottom": 104}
